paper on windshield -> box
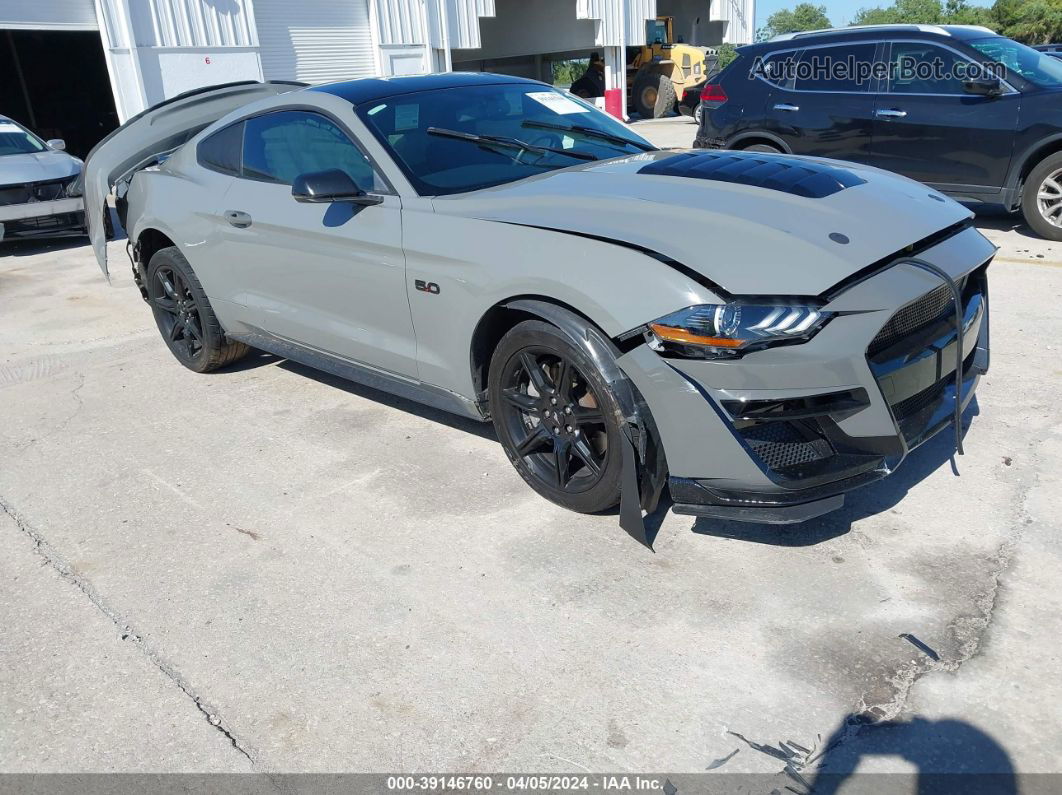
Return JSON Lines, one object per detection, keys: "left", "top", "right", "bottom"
{"left": 526, "top": 92, "right": 590, "bottom": 115}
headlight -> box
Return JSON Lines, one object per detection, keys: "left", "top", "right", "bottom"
{"left": 645, "top": 303, "right": 832, "bottom": 359}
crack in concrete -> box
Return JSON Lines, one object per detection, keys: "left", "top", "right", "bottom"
{"left": 729, "top": 445, "right": 1041, "bottom": 786}
{"left": 807, "top": 446, "right": 1041, "bottom": 776}
{"left": 0, "top": 494, "right": 256, "bottom": 766}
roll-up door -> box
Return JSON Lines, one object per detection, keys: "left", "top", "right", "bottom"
{"left": 0, "top": 0, "right": 98, "bottom": 30}
{"left": 254, "top": 0, "right": 376, "bottom": 84}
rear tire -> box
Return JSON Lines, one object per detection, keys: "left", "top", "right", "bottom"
{"left": 488, "top": 320, "right": 624, "bottom": 514}
{"left": 146, "top": 246, "right": 249, "bottom": 373}
{"left": 1021, "top": 151, "right": 1062, "bottom": 241}
{"left": 633, "top": 72, "right": 677, "bottom": 119}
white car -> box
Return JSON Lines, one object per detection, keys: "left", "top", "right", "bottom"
{"left": 0, "top": 115, "right": 85, "bottom": 242}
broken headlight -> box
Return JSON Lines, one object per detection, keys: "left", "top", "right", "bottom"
{"left": 645, "top": 303, "right": 833, "bottom": 359}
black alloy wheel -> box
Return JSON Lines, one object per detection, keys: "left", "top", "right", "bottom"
{"left": 145, "top": 246, "right": 249, "bottom": 372}
{"left": 489, "top": 320, "right": 624, "bottom": 513}
{"left": 151, "top": 264, "right": 205, "bottom": 363}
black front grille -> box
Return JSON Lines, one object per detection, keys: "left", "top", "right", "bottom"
{"left": 892, "top": 378, "right": 947, "bottom": 422}
{"left": 2, "top": 211, "right": 83, "bottom": 236}
{"left": 0, "top": 177, "right": 72, "bottom": 206}
{"left": 868, "top": 282, "right": 960, "bottom": 356}
{"left": 739, "top": 421, "right": 833, "bottom": 471}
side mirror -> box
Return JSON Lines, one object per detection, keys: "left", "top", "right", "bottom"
{"left": 46, "top": 138, "right": 66, "bottom": 151}
{"left": 292, "top": 169, "right": 382, "bottom": 205}
{"left": 963, "top": 77, "right": 1002, "bottom": 97}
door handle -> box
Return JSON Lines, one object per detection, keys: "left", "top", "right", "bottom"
{"left": 773, "top": 103, "right": 800, "bottom": 112}
{"left": 876, "top": 108, "right": 908, "bottom": 118}
{"left": 224, "top": 210, "right": 252, "bottom": 228}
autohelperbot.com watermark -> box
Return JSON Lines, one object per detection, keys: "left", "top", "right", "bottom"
{"left": 749, "top": 53, "right": 1008, "bottom": 86}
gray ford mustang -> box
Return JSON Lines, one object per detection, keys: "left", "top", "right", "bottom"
{"left": 84, "top": 74, "right": 993, "bottom": 544}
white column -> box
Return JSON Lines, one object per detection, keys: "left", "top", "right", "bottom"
{"left": 602, "top": 45, "right": 626, "bottom": 120}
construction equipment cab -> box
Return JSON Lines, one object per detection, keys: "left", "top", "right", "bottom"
{"left": 628, "top": 17, "right": 714, "bottom": 118}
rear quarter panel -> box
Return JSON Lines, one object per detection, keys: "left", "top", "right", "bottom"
{"left": 126, "top": 150, "right": 239, "bottom": 323}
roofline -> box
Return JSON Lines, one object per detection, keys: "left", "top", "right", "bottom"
{"left": 769, "top": 23, "right": 995, "bottom": 42}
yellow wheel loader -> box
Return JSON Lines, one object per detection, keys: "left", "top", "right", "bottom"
{"left": 628, "top": 17, "right": 716, "bottom": 119}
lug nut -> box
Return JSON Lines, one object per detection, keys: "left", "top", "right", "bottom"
{"left": 551, "top": 397, "right": 558, "bottom": 405}
{"left": 565, "top": 425, "right": 573, "bottom": 432}
{"left": 564, "top": 406, "right": 572, "bottom": 414}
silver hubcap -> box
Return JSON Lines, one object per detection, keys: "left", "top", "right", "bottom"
{"left": 1037, "top": 168, "right": 1062, "bottom": 226}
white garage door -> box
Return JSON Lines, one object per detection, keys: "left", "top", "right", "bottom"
{"left": 0, "top": 0, "right": 98, "bottom": 30}
{"left": 254, "top": 0, "right": 376, "bottom": 84}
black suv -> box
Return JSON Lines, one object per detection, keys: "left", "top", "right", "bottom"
{"left": 694, "top": 24, "right": 1062, "bottom": 240}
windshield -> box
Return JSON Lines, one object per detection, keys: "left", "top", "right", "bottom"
{"left": 969, "top": 36, "right": 1062, "bottom": 88}
{"left": 356, "top": 83, "right": 655, "bottom": 196}
{"left": 0, "top": 121, "right": 47, "bottom": 157}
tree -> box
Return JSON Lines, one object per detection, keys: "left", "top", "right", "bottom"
{"left": 849, "top": 0, "right": 1062, "bottom": 40}
{"left": 998, "top": 0, "right": 1062, "bottom": 43}
{"left": 715, "top": 43, "right": 739, "bottom": 70}
{"left": 852, "top": 0, "right": 942, "bottom": 25}
{"left": 762, "top": 3, "right": 832, "bottom": 38}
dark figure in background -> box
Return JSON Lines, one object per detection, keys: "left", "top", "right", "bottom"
{"left": 570, "top": 52, "right": 605, "bottom": 99}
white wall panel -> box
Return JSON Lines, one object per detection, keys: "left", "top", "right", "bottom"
{"left": 624, "top": 0, "right": 654, "bottom": 46}
{"left": 131, "top": 0, "right": 257, "bottom": 47}
{"left": 377, "top": 0, "right": 422, "bottom": 45}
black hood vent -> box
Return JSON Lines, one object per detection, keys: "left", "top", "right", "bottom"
{"left": 638, "top": 151, "right": 866, "bottom": 199}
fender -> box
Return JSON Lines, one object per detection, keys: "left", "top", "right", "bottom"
{"left": 503, "top": 299, "right": 667, "bottom": 549}
{"left": 1003, "top": 131, "right": 1062, "bottom": 205}
{"left": 726, "top": 130, "right": 792, "bottom": 153}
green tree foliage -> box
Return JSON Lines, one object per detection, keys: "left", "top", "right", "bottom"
{"left": 551, "top": 59, "right": 588, "bottom": 87}
{"left": 716, "top": 43, "right": 739, "bottom": 70}
{"left": 850, "top": 0, "right": 1062, "bottom": 43}
{"left": 762, "top": 3, "right": 833, "bottom": 38}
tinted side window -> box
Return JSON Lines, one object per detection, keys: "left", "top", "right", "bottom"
{"left": 795, "top": 43, "right": 878, "bottom": 92}
{"left": 197, "top": 122, "right": 242, "bottom": 175}
{"left": 888, "top": 43, "right": 969, "bottom": 95}
{"left": 241, "top": 110, "right": 385, "bottom": 191}
{"left": 753, "top": 51, "right": 799, "bottom": 88}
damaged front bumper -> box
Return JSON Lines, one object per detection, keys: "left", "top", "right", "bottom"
{"left": 616, "top": 225, "right": 994, "bottom": 525}
{"left": 0, "top": 178, "right": 84, "bottom": 241}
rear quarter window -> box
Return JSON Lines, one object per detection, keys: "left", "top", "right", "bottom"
{"left": 749, "top": 50, "right": 800, "bottom": 89}
{"left": 197, "top": 122, "right": 243, "bottom": 176}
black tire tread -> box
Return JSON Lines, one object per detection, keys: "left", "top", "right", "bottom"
{"left": 633, "top": 72, "right": 677, "bottom": 119}
{"left": 148, "top": 246, "right": 249, "bottom": 372}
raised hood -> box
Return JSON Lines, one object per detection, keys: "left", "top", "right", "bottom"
{"left": 83, "top": 81, "right": 304, "bottom": 277}
{"left": 432, "top": 150, "right": 975, "bottom": 296}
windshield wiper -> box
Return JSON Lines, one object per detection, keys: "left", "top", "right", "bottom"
{"left": 426, "top": 127, "right": 598, "bottom": 162}
{"left": 521, "top": 120, "right": 656, "bottom": 152}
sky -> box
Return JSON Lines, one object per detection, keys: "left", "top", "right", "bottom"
{"left": 755, "top": 0, "right": 994, "bottom": 31}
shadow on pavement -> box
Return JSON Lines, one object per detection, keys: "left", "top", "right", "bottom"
{"left": 810, "top": 714, "right": 1016, "bottom": 795}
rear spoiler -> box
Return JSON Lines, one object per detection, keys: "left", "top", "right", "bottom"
{"left": 83, "top": 80, "right": 306, "bottom": 278}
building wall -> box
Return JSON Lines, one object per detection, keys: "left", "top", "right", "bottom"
{"left": 12, "top": 0, "right": 747, "bottom": 123}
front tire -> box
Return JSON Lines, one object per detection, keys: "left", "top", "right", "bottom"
{"left": 146, "top": 246, "right": 249, "bottom": 373}
{"left": 1021, "top": 152, "right": 1062, "bottom": 241}
{"left": 488, "top": 320, "right": 624, "bottom": 513}
{"left": 632, "top": 72, "right": 677, "bottom": 119}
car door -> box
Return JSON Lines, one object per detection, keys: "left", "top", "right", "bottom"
{"left": 213, "top": 109, "right": 418, "bottom": 379}
{"left": 764, "top": 41, "right": 882, "bottom": 163}
{"left": 869, "top": 40, "right": 1020, "bottom": 191}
